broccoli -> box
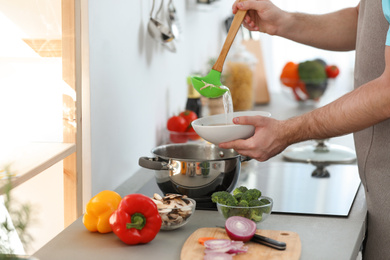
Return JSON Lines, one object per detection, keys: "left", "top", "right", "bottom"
{"left": 248, "top": 199, "right": 263, "bottom": 207}
{"left": 298, "top": 60, "right": 327, "bottom": 84}
{"left": 298, "top": 60, "right": 329, "bottom": 99}
{"left": 233, "top": 186, "right": 248, "bottom": 195}
{"left": 235, "top": 200, "right": 250, "bottom": 218}
{"left": 260, "top": 198, "right": 272, "bottom": 214}
{"left": 211, "top": 191, "right": 237, "bottom": 218}
{"left": 247, "top": 200, "right": 265, "bottom": 222}
{"left": 233, "top": 193, "right": 243, "bottom": 201}
{"left": 241, "top": 189, "right": 262, "bottom": 202}
{"left": 237, "top": 200, "right": 249, "bottom": 207}
{"left": 211, "top": 191, "right": 237, "bottom": 206}
{"left": 313, "top": 58, "right": 327, "bottom": 67}
{"left": 249, "top": 210, "right": 263, "bottom": 222}
{"left": 260, "top": 198, "right": 271, "bottom": 205}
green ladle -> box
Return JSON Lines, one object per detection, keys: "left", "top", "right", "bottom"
{"left": 191, "top": 1, "right": 248, "bottom": 98}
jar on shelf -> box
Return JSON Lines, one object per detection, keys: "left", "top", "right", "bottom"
{"left": 222, "top": 43, "right": 257, "bottom": 111}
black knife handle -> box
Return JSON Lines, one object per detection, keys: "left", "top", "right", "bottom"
{"left": 251, "top": 234, "right": 286, "bottom": 250}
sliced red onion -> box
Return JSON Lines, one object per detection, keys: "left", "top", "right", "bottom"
{"left": 204, "top": 239, "right": 249, "bottom": 256}
{"left": 204, "top": 247, "right": 231, "bottom": 254}
{"left": 227, "top": 245, "right": 248, "bottom": 254}
{"left": 230, "top": 241, "right": 245, "bottom": 247}
{"left": 204, "top": 239, "right": 232, "bottom": 249}
{"left": 203, "top": 252, "right": 233, "bottom": 260}
{"left": 223, "top": 240, "right": 248, "bottom": 254}
{"left": 225, "top": 216, "right": 257, "bottom": 242}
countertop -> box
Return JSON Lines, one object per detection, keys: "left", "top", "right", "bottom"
{"left": 34, "top": 92, "right": 367, "bottom": 260}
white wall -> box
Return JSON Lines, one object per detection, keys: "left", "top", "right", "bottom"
{"left": 88, "top": 0, "right": 235, "bottom": 194}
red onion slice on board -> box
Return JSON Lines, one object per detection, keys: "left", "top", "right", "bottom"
{"left": 203, "top": 238, "right": 248, "bottom": 258}
{"left": 204, "top": 239, "right": 232, "bottom": 249}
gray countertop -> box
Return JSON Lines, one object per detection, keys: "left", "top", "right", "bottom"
{"left": 34, "top": 92, "right": 367, "bottom": 260}
{"left": 33, "top": 164, "right": 366, "bottom": 260}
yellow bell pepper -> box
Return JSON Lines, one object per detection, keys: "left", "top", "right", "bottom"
{"left": 83, "top": 190, "right": 122, "bottom": 233}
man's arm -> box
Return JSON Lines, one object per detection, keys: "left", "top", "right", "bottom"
{"left": 219, "top": 47, "right": 390, "bottom": 161}
{"left": 280, "top": 7, "right": 359, "bottom": 51}
{"left": 234, "top": 1, "right": 359, "bottom": 51}
{"left": 287, "top": 46, "right": 390, "bottom": 143}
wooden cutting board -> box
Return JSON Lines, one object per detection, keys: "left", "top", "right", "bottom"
{"left": 180, "top": 227, "right": 301, "bottom": 260}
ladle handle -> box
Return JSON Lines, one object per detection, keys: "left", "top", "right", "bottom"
{"left": 212, "top": 0, "right": 248, "bottom": 72}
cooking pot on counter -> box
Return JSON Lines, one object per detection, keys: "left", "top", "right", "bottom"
{"left": 139, "top": 143, "right": 250, "bottom": 209}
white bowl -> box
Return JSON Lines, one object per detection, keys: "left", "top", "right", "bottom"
{"left": 191, "top": 111, "right": 271, "bottom": 144}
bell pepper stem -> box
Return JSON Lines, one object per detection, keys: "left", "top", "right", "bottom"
{"left": 126, "top": 213, "right": 146, "bottom": 230}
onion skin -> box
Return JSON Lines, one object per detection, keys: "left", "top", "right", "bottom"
{"left": 225, "top": 216, "right": 257, "bottom": 242}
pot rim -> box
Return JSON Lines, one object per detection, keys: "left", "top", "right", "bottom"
{"left": 150, "top": 143, "right": 241, "bottom": 162}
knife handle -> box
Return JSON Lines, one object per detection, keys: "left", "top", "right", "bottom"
{"left": 251, "top": 234, "right": 287, "bottom": 250}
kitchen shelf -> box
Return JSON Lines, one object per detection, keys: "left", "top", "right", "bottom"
{"left": 0, "top": 142, "right": 76, "bottom": 194}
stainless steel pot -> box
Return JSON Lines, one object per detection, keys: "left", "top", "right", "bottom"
{"left": 139, "top": 143, "right": 249, "bottom": 205}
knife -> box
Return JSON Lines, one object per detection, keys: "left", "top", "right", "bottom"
{"left": 217, "top": 226, "right": 287, "bottom": 250}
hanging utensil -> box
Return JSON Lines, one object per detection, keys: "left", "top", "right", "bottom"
{"left": 147, "top": 0, "right": 176, "bottom": 51}
{"left": 190, "top": 0, "right": 248, "bottom": 98}
{"left": 156, "top": 0, "right": 176, "bottom": 52}
{"left": 167, "top": 0, "right": 180, "bottom": 39}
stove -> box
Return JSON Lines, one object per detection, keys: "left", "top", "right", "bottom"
{"left": 139, "top": 160, "right": 361, "bottom": 216}
{"left": 238, "top": 161, "right": 361, "bottom": 216}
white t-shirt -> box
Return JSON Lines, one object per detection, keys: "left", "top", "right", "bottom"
{"left": 383, "top": 0, "right": 390, "bottom": 45}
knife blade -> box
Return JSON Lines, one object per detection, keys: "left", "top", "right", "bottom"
{"left": 216, "top": 226, "right": 286, "bottom": 250}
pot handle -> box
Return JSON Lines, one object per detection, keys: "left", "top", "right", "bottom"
{"left": 240, "top": 155, "right": 252, "bottom": 162}
{"left": 139, "top": 157, "right": 170, "bottom": 171}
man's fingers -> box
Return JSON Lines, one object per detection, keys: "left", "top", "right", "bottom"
{"left": 219, "top": 139, "right": 248, "bottom": 151}
{"left": 233, "top": 115, "right": 268, "bottom": 126}
{"left": 236, "top": 0, "right": 262, "bottom": 11}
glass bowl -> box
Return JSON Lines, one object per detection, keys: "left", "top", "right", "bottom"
{"left": 157, "top": 197, "right": 196, "bottom": 230}
{"left": 216, "top": 196, "right": 273, "bottom": 226}
{"left": 166, "top": 129, "right": 202, "bottom": 144}
{"left": 281, "top": 78, "right": 330, "bottom": 103}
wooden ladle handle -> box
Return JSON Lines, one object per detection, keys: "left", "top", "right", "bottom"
{"left": 212, "top": 0, "right": 248, "bottom": 72}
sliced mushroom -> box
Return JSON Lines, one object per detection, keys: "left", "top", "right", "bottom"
{"left": 151, "top": 193, "right": 194, "bottom": 227}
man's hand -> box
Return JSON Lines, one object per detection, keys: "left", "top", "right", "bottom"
{"left": 232, "top": 0, "right": 286, "bottom": 35}
{"left": 218, "top": 115, "right": 292, "bottom": 161}
{"left": 232, "top": 0, "right": 359, "bottom": 51}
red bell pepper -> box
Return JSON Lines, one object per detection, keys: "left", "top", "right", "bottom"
{"left": 109, "top": 194, "right": 162, "bottom": 245}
